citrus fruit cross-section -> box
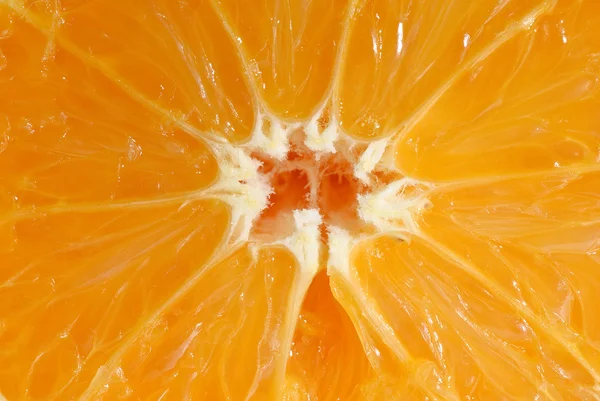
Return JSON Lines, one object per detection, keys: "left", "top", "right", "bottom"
{"left": 1, "top": 0, "right": 600, "bottom": 400}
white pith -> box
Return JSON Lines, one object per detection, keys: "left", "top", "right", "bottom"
{"left": 358, "top": 178, "right": 433, "bottom": 237}
{"left": 201, "top": 104, "right": 432, "bottom": 278}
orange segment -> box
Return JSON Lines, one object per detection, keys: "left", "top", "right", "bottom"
{"left": 13, "top": 0, "right": 255, "bottom": 141}
{"left": 79, "top": 246, "right": 298, "bottom": 400}
{"left": 393, "top": 0, "right": 600, "bottom": 180}
{"left": 214, "top": 0, "right": 348, "bottom": 119}
{"left": 328, "top": 263, "right": 446, "bottom": 401}
{"left": 339, "top": 234, "right": 600, "bottom": 399}
{"left": 336, "top": 0, "right": 559, "bottom": 139}
{"left": 427, "top": 170, "right": 600, "bottom": 343}
{"left": 0, "top": 15, "right": 218, "bottom": 207}
{"left": 0, "top": 199, "right": 229, "bottom": 400}
{"left": 286, "top": 271, "right": 372, "bottom": 399}
{"left": 431, "top": 170, "right": 600, "bottom": 249}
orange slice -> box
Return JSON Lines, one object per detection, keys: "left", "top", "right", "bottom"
{"left": 1, "top": 0, "right": 600, "bottom": 400}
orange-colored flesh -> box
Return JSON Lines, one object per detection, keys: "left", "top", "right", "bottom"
{"left": 1, "top": 0, "right": 600, "bottom": 400}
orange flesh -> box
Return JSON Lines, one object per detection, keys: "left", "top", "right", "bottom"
{"left": 1, "top": 0, "right": 600, "bottom": 400}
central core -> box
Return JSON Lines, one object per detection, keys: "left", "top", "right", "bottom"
{"left": 250, "top": 134, "right": 366, "bottom": 242}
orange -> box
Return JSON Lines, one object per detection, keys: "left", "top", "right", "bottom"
{"left": 1, "top": 0, "right": 600, "bottom": 399}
